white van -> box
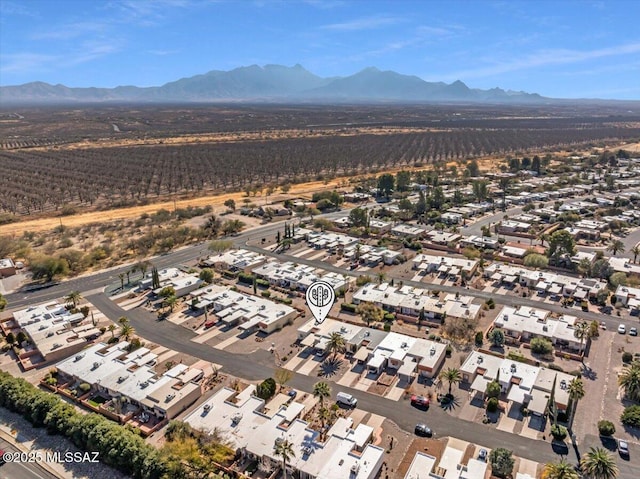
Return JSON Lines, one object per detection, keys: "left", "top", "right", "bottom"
{"left": 336, "top": 392, "right": 357, "bottom": 408}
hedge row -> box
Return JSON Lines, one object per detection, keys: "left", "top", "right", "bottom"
{"left": 0, "top": 371, "right": 165, "bottom": 479}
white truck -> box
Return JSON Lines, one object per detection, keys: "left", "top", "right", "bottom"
{"left": 336, "top": 392, "right": 357, "bottom": 408}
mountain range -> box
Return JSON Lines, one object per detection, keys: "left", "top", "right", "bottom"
{"left": 0, "top": 64, "right": 544, "bottom": 104}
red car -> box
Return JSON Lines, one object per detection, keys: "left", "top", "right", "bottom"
{"left": 411, "top": 395, "right": 430, "bottom": 408}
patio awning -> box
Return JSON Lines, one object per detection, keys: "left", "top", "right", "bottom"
{"left": 367, "top": 354, "right": 385, "bottom": 369}
{"left": 470, "top": 375, "right": 491, "bottom": 393}
{"left": 535, "top": 281, "right": 550, "bottom": 291}
{"left": 398, "top": 360, "right": 416, "bottom": 377}
{"left": 574, "top": 289, "right": 587, "bottom": 299}
{"left": 353, "top": 346, "right": 370, "bottom": 362}
{"left": 548, "top": 284, "right": 562, "bottom": 294}
{"left": 504, "top": 275, "right": 517, "bottom": 283}
{"left": 437, "top": 265, "right": 449, "bottom": 273}
{"left": 449, "top": 267, "right": 460, "bottom": 276}
{"left": 491, "top": 272, "right": 503, "bottom": 281}
{"left": 528, "top": 389, "right": 549, "bottom": 415}
{"left": 507, "top": 386, "right": 529, "bottom": 405}
{"left": 301, "top": 335, "right": 317, "bottom": 347}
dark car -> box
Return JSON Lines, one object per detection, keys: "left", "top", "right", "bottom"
{"left": 414, "top": 423, "right": 433, "bottom": 437}
{"left": 410, "top": 395, "right": 430, "bottom": 408}
{"left": 630, "top": 327, "right": 638, "bottom": 337}
{"left": 619, "top": 439, "right": 629, "bottom": 457}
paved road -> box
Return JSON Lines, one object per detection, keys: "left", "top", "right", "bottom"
{"left": 0, "top": 437, "right": 58, "bottom": 479}
{"left": 87, "top": 293, "right": 598, "bottom": 469}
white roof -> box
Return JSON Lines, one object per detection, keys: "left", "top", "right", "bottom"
{"left": 403, "top": 452, "right": 437, "bottom": 479}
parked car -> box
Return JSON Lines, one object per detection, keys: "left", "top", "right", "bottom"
{"left": 410, "top": 395, "right": 430, "bottom": 408}
{"left": 414, "top": 423, "right": 433, "bottom": 437}
{"left": 619, "top": 439, "right": 629, "bottom": 456}
{"left": 618, "top": 324, "right": 627, "bottom": 334}
{"left": 600, "top": 321, "right": 607, "bottom": 330}
{"left": 204, "top": 320, "right": 216, "bottom": 329}
{"left": 630, "top": 327, "right": 638, "bottom": 337}
{"left": 478, "top": 448, "right": 488, "bottom": 461}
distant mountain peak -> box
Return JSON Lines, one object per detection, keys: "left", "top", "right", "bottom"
{"left": 0, "top": 64, "right": 544, "bottom": 104}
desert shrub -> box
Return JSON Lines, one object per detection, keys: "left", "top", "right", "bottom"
{"left": 597, "top": 420, "right": 616, "bottom": 436}
{"left": 530, "top": 337, "right": 553, "bottom": 355}
{"left": 550, "top": 424, "right": 568, "bottom": 440}
{"left": 621, "top": 405, "right": 640, "bottom": 428}
{"left": 622, "top": 351, "right": 633, "bottom": 363}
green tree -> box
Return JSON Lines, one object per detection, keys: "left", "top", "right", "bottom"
{"left": 356, "top": 302, "right": 384, "bottom": 326}
{"left": 327, "top": 332, "right": 346, "bottom": 361}
{"left": 30, "top": 256, "right": 69, "bottom": 282}
{"left": 151, "top": 266, "right": 160, "bottom": 290}
{"left": 349, "top": 207, "right": 369, "bottom": 228}
{"left": 547, "top": 230, "right": 577, "bottom": 265}
{"left": 208, "top": 239, "right": 234, "bottom": 253}
{"left": 580, "top": 447, "right": 619, "bottom": 479}
{"left": 107, "top": 324, "right": 116, "bottom": 338}
{"left": 5, "top": 332, "right": 15, "bottom": 345}
{"left": 256, "top": 378, "right": 277, "bottom": 400}
{"left": 198, "top": 268, "right": 214, "bottom": 284}
{"left": 439, "top": 368, "right": 461, "bottom": 395}
{"left": 164, "top": 295, "right": 178, "bottom": 313}
{"left": 466, "top": 159, "right": 480, "bottom": 177}
{"left": 472, "top": 179, "right": 489, "bottom": 202}
{"left": 377, "top": 173, "right": 395, "bottom": 198}
{"left": 597, "top": 420, "right": 615, "bottom": 437}
{"left": 395, "top": 170, "right": 411, "bottom": 192}
{"left": 489, "top": 448, "right": 515, "bottom": 478}
{"left": 273, "top": 438, "right": 295, "bottom": 479}
{"left": 488, "top": 328, "right": 505, "bottom": 347}
{"left": 609, "top": 272, "right": 628, "bottom": 288}
{"left": 531, "top": 337, "right": 553, "bottom": 355}
{"left": 224, "top": 199, "right": 236, "bottom": 211}
{"left": 618, "top": 362, "right": 640, "bottom": 402}
{"left": 542, "top": 460, "right": 579, "bottom": 479}
{"left": 632, "top": 244, "right": 640, "bottom": 263}
{"left": 0, "top": 293, "right": 7, "bottom": 312}
{"left": 524, "top": 253, "right": 549, "bottom": 269}
{"left": 313, "top": 381, "right": 331, "bottom": 408}
{"left": 64, "top": 291, "right": 82, "bottom": 308}
{"left": 222, "top": 219, "right": 245, "bottom": 235}
{"left": 607, "top": 239, "right": 625, "bottom": 257}
{"left": 159, "top": 286, "right": 176, "bottom": 298}
{"left": 486, "top": 380, "right": 501, "bottom": 399}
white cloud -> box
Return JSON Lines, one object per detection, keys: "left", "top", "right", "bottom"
{"left": 321, "top": 14, "right": 404, "bottom": 31}
{"left": 433, "top": 42, "right": 640, "bottom": 81}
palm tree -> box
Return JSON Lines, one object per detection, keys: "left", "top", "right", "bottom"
{"left": 117, "top": 316, "right": 129, "bottom": 326}
{"left": 567, "top": 377, "right": 585, "bottom": 430}
{"left": 118, "top": 272, "right": 125, "bottom": 290}
{"left": 313, "top": 381, "right": 331, "bottom": 408}
{"left": 632, "top": 244, "right": 640, "bottom": 264}
{"left": 318, "top": 407, "right": 331, "bottom": 440}
{"left": 64, "top": 290, "right": 82, "bottom": 308}
{"left": 579, "top": 447, "right": 619, "bottom": 479}
{"left": 164, "top": 295, "right": 178, "bottom": 313}
{"left": 439, "top": 368, "right": 462, "bottom": 395}
{"left": 327, "top": 332, "right": 346, "bottom": 361}
{"left": 273, "top": 438, "right": 295, "bottom": 479}
{"left": 618, "top": 361, "right": 640, "bottom": 402}
{"left": 607, "top": 239, "right": 625, "bottom": 256}
{"left": 107, "top": 324, "right": 116, "bottom": 338}
{"left": 120, "top": 324, "right": 135, "bottom": 341}
{"left": 376, "top": 272, "right": 386, "bottom": 284}
{"left": 573, "top": 321, "right": 590, "bottom": 355}
{"left": 542, "top": 460, "right": 580, "bottom": 479}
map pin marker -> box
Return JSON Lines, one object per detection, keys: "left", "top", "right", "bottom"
{"left": 306, "top": 280, "right": 335, "bottom": 325}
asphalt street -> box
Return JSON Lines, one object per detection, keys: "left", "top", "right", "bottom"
{"left": 0, "top": 437, "right": 58, "bottom": 479}
{"left": 87, "top": 292, "right": 628, "bottom": 471}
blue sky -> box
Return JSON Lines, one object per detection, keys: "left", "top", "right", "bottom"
{"left": 1, "top": 0, "right": 640, "bottom": 99}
